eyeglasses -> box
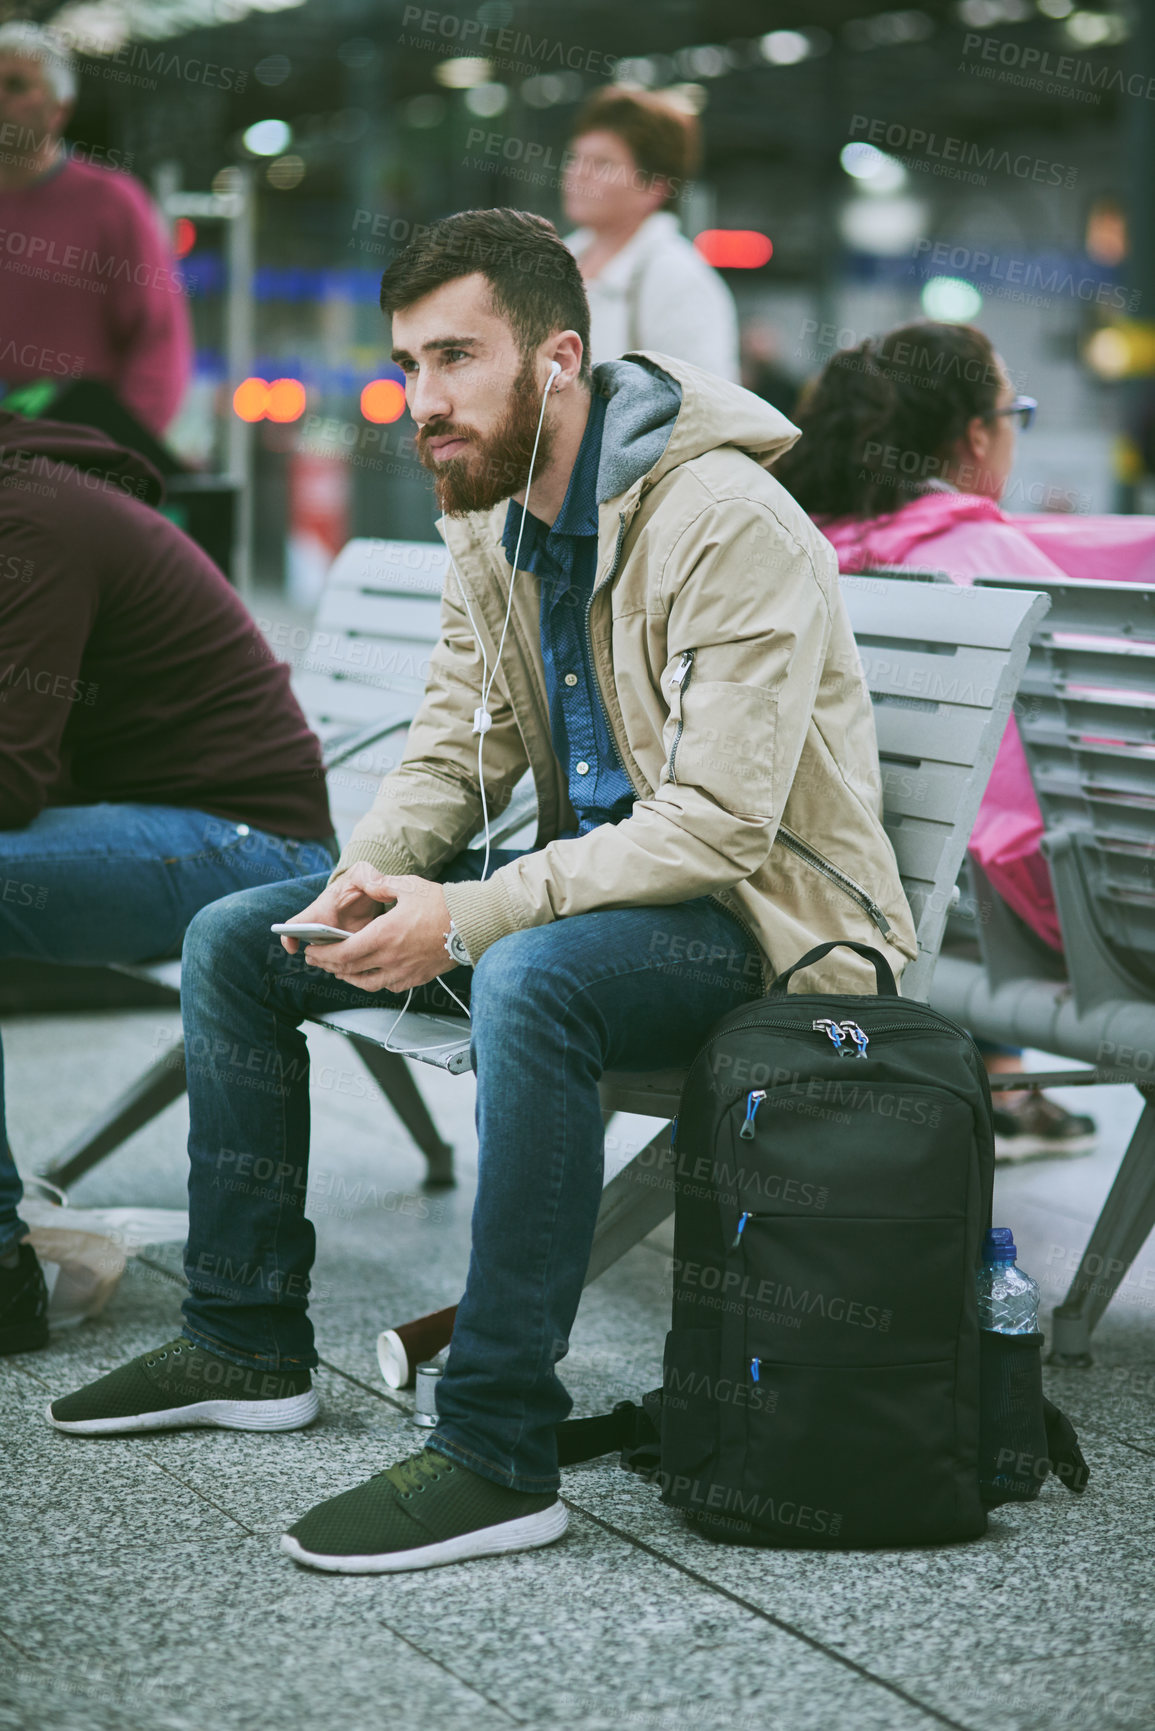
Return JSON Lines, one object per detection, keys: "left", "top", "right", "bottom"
{"left": 992, "top": 396, "right": 1037, "bottom": 431}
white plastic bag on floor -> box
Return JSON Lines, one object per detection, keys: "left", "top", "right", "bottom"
{"left": 19, "top": 1195, "right": 188, "bottom": 1328}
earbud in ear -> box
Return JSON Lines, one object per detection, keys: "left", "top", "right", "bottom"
{"left": 547, "top": 360, "right": 562, "bottom": 391}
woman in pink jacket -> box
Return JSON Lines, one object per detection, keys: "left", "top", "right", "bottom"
{"left": 773, "top": 319, "right": 1113, "bottom": 1159}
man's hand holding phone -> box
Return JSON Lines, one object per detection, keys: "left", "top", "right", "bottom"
{"left": 272, "top": 861, "right": 455, "bottom": 994}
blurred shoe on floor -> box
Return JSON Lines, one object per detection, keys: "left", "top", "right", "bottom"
{"left": 0, "top": 1239, "right": 49, "bottom": 1354}
{"left": 993, "top": 1093, "right": 1097, "bottom": 1162}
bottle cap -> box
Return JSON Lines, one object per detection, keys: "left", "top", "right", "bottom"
{"left": 983, "top": 1226, "right": 1017, "bottom": 1265}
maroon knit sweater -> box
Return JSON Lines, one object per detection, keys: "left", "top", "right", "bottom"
{"left": 0, "top": 412, "right": 331, "bottom": 838}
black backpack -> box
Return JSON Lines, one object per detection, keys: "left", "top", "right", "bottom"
{"left": 559, "top": 940, "right": 1087, "bottom": 1548}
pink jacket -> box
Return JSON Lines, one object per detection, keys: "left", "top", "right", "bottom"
{"left": 817, "top": 491, "right": 1155, "bottom": 951}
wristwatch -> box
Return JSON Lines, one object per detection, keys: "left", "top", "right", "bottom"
{"left": 444, "top": 919, "right": 473, "bottom": 968}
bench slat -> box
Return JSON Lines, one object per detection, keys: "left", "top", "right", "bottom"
{"left": 841, "top": 575, "right": 1042, "bottom": 650}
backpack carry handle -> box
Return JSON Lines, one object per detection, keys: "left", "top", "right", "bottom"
{"left": 769, "top": 940, "right": 899, "bottom": 998}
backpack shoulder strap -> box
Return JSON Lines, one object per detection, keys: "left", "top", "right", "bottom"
{"left": 557, "top": 1394, "right": 660, "bottom": 1471}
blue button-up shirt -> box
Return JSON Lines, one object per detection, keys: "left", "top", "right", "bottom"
{"left": 501, "top": 388, "right": 634, "bottom": 838}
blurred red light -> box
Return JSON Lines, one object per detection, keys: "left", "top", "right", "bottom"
{"left": 233, "top": 377, "right": 268, "bottom": 421}
{"left": 266, "top": 378, "right": 307, "bottom": 422}
{"left": 173, "top": 217, "right": 197, "bottom": 259}
{"left": 361, "top": 379, "right": 407, "bottom": 423}
{"left": 693, "top": 230, "right": 773, "bottom": 269}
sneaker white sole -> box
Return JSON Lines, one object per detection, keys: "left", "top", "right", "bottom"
{"left": 280, "top": 1499, "right": 569, "bottom": 1574}
{"left": 46, "top": 1387, "right": 319, "bottom": 1435}
{"left": 995, "top": 1135, "right": 1096, "bottom": 1163}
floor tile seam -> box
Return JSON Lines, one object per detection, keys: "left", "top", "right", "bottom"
{"left": 314, "top": 1354, "right": 414, "bottom": 1417}
{"left": 559, "top": 1498, "right": 980, "bottom": 1731}
{"left": 0, "top": 1625, "right": 36, "bottom": 1661}
{"left": 138, "top": 1452, "right": 258, "bottom": 1535}
{"left": 374, "top": 1617, "right": 526, "bottom": 1724}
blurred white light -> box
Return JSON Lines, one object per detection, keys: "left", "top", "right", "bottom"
{"left": 760, "top": 30, "right": 811, "bottom": 64}
{"left": 403, "top": 94, "right": 446, "bottom": 128}
{"left": 921, "top": 276, "right": 984, "bottom": 321}
{"left": 266, "top": 154, "right": 304, "bottom": 190}
{"left": 844, "top": 9, "right": 935, "bottom": 49}
{"left": 243, "top": 118, "right": 291, "bottom": 156}
{"left": 1037, "top": 0, "right": 1073, "bottom": 15}
{"left": 676, "top": 44, "right": 733, "bottom": 78}
{"left": 464, "top": 82, "right": 509, "bottom": 117}
{"left": 839, "top": 194, "right": 928, "bottom": 255}
{"left": 840, "top": 142, "right": 907, "bottom": 191}
{"left": 614, "top": 57, "right": 658, "bottom": 86}
{"left": 255, "top": 54, "right": 290, "bottom": 86}
{"left": 521, "top": 71, "right": 584, "bottom": 107}
{"left": 1064, "top": 10, "right": 1127, "bottom": 45}
{"left": 434, "top": 57, "right": 493, "bottom": 89}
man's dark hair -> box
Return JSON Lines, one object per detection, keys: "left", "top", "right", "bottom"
{"left": 379, "top": 208, "right": 592, "bottom": 381}
{"left": 773, "top": 322, "right": 1003, "bottom": 518}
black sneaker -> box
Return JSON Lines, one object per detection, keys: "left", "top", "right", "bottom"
{"left": 993, "top": 1093, "right": 1097, "bottom": 1162}
{"left": 0, "top": 1240, "right": 49, "bottom": 1355}
{"left": 47, "top": 1337, "right": 319, "bottom": 1435}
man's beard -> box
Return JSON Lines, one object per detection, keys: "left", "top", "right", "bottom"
{"left": 415, "top": 357, "right": 556, "bottom": 516}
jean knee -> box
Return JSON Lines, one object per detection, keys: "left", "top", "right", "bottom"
{"left": 470, "top": 928, "right": 554, "bottom": 1020}
{"left": 182, "top": 886, "right": 276, "bottom": 993}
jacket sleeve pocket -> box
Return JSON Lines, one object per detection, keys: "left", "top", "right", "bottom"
{"left": 665, "top": 680, "right": 778, "bottom": 820}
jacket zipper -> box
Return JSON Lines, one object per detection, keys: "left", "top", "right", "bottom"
{"left": 666, "top": 648, "right": 696, "bottom": 784}
{"left": 775, "top": 824, "right": 894, "bottom": 940}
{"left": 582, "top": 512, "right": 636, "bottom": 796}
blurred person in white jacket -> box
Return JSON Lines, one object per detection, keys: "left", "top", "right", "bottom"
{"left": 562, "top": 87, "right": 740, "bottom": 382}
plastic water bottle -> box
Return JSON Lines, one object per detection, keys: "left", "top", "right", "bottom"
{"left": 977, "top": 1227, "right": 1040, "bottom": 1334}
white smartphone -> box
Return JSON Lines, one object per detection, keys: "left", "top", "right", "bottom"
{"left": 270, "top": 922, "right": 351, "bottom": 944}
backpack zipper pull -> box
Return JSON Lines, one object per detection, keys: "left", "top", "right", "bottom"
{"left": 731, "top": 1210, "right": 752, "bottom": 1248}
{"left": 739, "top": 1089, "right": 766, "bottom": 1140}
{"left": 750, "top": 1356, "right": 761, "bottom": 1383}
{"left": 842, "top": 1020, "right": 869, "bottom": 1059}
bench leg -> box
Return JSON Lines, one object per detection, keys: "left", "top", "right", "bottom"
{"left": 43, "top": 1041, "right": 189, "bottom": 1191}
{"left": 350, "top": 1041, "right": 455, "bottom": 1190}
{"left": 584, "top": 1126, "right": 676, "bottom": 1286}
{"left": 1049, "top": 1085, "right": 1155, "bottom": 1367}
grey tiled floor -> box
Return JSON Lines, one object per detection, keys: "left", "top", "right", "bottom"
{"left": 3, "top": 1008, "right": 1154, "bottom": 1731}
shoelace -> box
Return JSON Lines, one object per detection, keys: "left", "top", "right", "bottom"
{"left": 379, "top": 1448, "right": 456, "bottom": 1499}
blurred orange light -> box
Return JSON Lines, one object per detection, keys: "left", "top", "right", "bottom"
{"left": 694, "top": 230, "right": 773, "bottom": 269}
{"left": 173, "top": 216, "right": 197, "bottom": 259}
{"left": 233, "top": 377, "right": 269, "bottom": 421}
{"left": 265, "top": 378, "right": 307, "bottom": 422}
{"left": 361, "top": 378, "right": 407, "bottom": 423}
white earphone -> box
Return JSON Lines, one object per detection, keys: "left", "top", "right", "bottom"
{"left": 379, "top": 357, "right": 561, "bottom": 1053}
{"left": 445, "top": 358, "right": 562, "bottom": 878}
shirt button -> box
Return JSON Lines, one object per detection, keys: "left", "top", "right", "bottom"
{"left": 576, "top": 761, "right": 590, "bottom": 776}
{"left": 564, "top": 673, "right": 578, "bottom": 687}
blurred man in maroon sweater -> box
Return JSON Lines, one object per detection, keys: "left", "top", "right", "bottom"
{"left": 0, "top": 411, "right": 336, "bottom": 1353}
{"left": 0, "top": 21, "right": 191, "bottom": 434}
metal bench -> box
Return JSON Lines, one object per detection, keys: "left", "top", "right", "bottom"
{"left": 930, "top": 572, "right": 1155, "bottom": 1364}
{"left": 40, "top": 537, "right": 538, "bottom": 1193}
{"left": 371, "top": 573, "right": 1048, "bottom": 1296}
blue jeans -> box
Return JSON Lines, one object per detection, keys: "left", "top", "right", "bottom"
{"left": 179, "top": 848, "right": 763, "bottom": 1491}
{"left": 0, "top": 803, "right": 337, "bottom": 1252}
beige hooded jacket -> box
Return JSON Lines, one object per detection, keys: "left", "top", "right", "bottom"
{"left": 333, "top": 352, "right": 917, "bottom": 995}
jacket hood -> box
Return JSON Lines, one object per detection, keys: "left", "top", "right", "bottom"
{"left": 0, "top": 409, "right": 163, "bottom": 504}
{"left": 816, "top": 488, "right": 1006, "bottom": 570}
{"left": 594, "top": 350, "right": 800, "bottom": 504}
